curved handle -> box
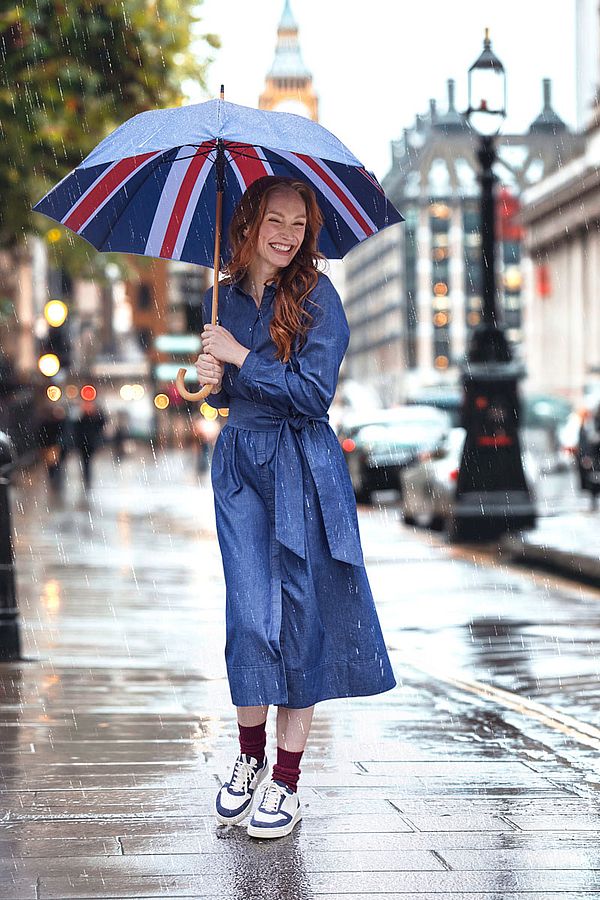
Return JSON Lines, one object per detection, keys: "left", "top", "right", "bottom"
{"left": 175, "top": 368, "right": 213, "bottom": 402}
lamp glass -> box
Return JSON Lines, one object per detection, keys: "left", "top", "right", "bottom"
{"left": 468, "top": 67, "right": 506, "bottom": 134}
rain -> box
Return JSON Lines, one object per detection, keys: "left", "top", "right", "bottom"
{"left": 1, "top": 0, "right": 600, "bottom": 897}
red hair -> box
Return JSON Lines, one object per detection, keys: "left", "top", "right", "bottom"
{"left": 226, "top": 175, "right": 325, "bottom": 362}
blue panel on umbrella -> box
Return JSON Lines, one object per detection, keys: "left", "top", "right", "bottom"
{"left": 33, "top": 163, "right": 112, "bottom": 220}
{"left": 89, "top": 150, "right": 178, "bottom": 255}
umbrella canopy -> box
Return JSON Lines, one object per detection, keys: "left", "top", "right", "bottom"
{"left": 33, "top": 98, "right": 403, "bottom": 267}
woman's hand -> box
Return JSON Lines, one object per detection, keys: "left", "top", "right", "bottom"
{"left": 201, "top": 324, "right": 250, "bottom": 369}
{"left": 194, "top": 352, "right": 224, "bottom": 394}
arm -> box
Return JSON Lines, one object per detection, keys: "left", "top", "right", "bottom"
{"left": 235, "top": 275, "right": 350, "bottom": 418}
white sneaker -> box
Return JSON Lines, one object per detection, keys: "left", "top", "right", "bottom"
{"left": 246, "top": 779, "right": 302, "bottom": 839}
{"left": 215, "top": 753, "right": 269, "bottom": 825}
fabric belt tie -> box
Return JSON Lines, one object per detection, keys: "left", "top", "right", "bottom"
{"left": 226, "top": 401, "right": 364, "bottom": 567}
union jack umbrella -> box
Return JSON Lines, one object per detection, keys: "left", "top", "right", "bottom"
{"left": 34, "top": 91, "right": 403, "bottom": 400}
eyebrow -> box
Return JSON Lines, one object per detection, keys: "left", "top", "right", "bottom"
{"left": 266, "top": 209, "right": 307, "bottom": 220}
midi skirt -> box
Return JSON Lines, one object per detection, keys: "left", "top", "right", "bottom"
{"left": 211, "top": 423, "right": 397, "bottom": 708}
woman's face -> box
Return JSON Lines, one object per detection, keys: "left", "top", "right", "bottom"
{"left": 253, "top": 187, "right": 307, "bottom": 274}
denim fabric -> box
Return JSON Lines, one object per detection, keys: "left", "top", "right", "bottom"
{"left": 203, "top": 274, "right": 397, "bottom": 708}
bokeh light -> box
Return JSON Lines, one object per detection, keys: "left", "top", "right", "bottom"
{"left": 38, "top": 353, "right": 60, "bottom": 377}
{"left": 44, "top": 300, "right": 68, "bottom": 327}
{"left": 154, "top": 393, "right": 170, "bottom": 409}
{"left": 200, "top": 402, "right": 218, "bottom": 420}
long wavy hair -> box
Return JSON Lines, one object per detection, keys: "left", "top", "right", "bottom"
{"left": 226, "top": 175, "right": 325, "bottom": 362}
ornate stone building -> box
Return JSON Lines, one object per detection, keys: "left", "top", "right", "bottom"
{"left": 343, "top": 79, "right": 581, "bottom": 404}
{"left": 259, "top": 0, "right": 318, "bottom": 121}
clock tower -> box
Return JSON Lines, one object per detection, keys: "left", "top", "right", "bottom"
{"left": 259, "top": 0, "right": 318, "bottom": 121}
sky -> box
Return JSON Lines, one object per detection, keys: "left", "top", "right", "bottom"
{"left": 189, "top": 0, "right": 578, "bottom": 181}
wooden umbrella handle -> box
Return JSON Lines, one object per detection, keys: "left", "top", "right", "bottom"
{"left": 175, "top": 369, "right": 213, "bottom": 401}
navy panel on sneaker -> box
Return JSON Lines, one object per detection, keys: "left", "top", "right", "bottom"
{"left": 247, "top": 778, "right": 302, "bottom": 839}
{"left": 215, "top": 753, "right": 269, "bottom": 825}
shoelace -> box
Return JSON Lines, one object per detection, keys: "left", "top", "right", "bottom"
{"left": 229, "top": 758, "right": 257, "bottom": 793}
{"left": 260, "top": 780, "right": 288, "bottom": 813}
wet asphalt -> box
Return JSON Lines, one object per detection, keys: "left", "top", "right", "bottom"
{"left": 1, "top": 445, "right": 600, "bottom": 899}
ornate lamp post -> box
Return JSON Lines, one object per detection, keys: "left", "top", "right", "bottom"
{"left": 453, "top": 30, "right": 536, "bottom": 539}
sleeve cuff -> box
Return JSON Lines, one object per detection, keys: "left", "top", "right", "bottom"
{"left": 238, "top": 350, "right": 261, "bottom": 385}
{"left": 205, "top": 388, "right": 229, "bottom": 409}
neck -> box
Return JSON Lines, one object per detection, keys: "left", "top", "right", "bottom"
{"left": 243, "top": 260, "right": 278, "bottom": 302}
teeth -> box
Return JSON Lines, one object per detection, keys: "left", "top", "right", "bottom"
{"left": 271, "top": 243, "right": 292, "bottom": 251}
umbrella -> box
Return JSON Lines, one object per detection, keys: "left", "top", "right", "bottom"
{"left": 34, "top": 90, "right": 403, "bottom": 401}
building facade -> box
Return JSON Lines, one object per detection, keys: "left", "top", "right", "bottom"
{"left": 521, "top": 124, "right": 600, "bottom": 401}
{"left": 343, "top": 79, "right": 580, "bottom": 404}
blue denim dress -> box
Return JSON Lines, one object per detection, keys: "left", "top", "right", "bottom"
{"left": 203, "top": 273, "right": 396, "bottom": 709}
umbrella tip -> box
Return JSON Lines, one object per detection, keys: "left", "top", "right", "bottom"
{"left": 220, "top": 84, "right": 225, "bottom": 100}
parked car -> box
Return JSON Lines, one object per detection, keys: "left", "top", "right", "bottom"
{"left": 400, "top": 426, "right": 538, "bottom": 538}
{"left": 338, "top": 406, "right": 451, "bottom": 503}
{"left": 577, "top": 405, "right": 600, "bottom": 504}
{"left": 407, "top": 387, "right": 573, "bottom": 473}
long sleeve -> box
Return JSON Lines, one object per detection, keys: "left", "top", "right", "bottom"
{"left": 201, "top": 287, "right": 231, "bottom": 410}
{"left": 235, "top": 275, "right": 350, "bottom": 419}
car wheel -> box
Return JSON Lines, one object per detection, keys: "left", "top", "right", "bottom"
{"left": 355, "top": 485, "right": 371, "bottom": 504}
{"left": 348, "top": 456, "right": 370, "bottom": 504}
{"left": 402, "top": 508, "right": 417, "bottom": 526}
{"left": 429, "top": 514, "right": 445, "bottom": 532}
{"left": 446, "top": 515, "right": 468, "bottom": 543}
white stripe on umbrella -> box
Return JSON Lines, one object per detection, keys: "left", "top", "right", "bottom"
{"left": 61, "top": 153, "right": 160, "bottom": 234}
{"left": 145, "top": 145, "right": 213, "bottom": 260}
{"left": 226, "top": 145, "right": 274, "bottom": 192}
{"left": 274, "top": 150, "right": 376, "bottom": 240}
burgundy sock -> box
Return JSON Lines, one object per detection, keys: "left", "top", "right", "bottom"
{"left": 238, "top": 720, "right": 267, "bottom": 764}
{"left": 272, "top": 747, "right": 303, "bottom": 793}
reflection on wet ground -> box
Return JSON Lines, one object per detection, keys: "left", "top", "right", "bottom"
{"left": 1, "top": 448, "right": 600, "bottom": 899}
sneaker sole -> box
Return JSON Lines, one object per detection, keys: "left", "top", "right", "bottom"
{"left": 215, "top": 763, "right": 269, "bottom": 826}
{"left": 247, "top": 807, "right": 302, "bottom": 839}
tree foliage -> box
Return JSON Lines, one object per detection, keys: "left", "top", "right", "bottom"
{"left": 0, "top": 1, "right": 219, "bottom": 254}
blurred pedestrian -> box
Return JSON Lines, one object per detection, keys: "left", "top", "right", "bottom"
{"left": 112, "top": 409, "right": 130, "bottom": 463}
{"left": 195, "top": 176, "right": 396, "bottom": 839}
{"left": 37, "top": 402, "right": 68, "bottom": 494}
{"left": 73, "top": 400, "right": 106, "bottom": 491}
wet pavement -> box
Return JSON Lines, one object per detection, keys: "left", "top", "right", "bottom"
{"left": 2, "top": 446, "right": 600, "bottom": 898}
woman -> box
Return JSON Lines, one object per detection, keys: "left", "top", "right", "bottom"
{"left": 196, "top": 175, "right": 396, "bottom": 839}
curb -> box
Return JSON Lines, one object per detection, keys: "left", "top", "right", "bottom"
{"left": 501, "top": 532, "right": 600, "bottom": 588}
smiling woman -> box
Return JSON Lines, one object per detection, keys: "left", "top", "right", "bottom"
{"left": 195, "top": 174, "right": 396, "bottom": 840}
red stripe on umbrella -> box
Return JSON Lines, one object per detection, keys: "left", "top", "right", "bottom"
{"left": 63, "top": 152, "right": 158, "bottom": 232}
{"left": 293, "top": 153, "right": 374, "bottom": 236}
{"left": 228, "top": 144, "right": 272, "bottom": 188}
{"left": 160, "top": 148, "right": 212, "bottom": 258}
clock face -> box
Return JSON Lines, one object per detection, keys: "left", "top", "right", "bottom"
{"left": 274, "top": 98, "right": 311, "bottom": 118}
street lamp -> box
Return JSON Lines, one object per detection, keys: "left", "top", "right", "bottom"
{"left": 453, "top": 30, "right": 536, "bottom": 540}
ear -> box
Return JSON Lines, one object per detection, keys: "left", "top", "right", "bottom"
{"left": 242, "top": 226, "right": 249, "bottom": 237}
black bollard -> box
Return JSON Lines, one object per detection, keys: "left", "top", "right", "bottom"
{"left": 0, "top": 431, "right": 22, "bottom": 661}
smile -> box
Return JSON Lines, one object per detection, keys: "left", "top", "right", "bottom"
{"left": 270, "top": 243, "right": 294, "bottom": 252}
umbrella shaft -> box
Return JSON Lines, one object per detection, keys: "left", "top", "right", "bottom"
{"left": 212, "top": 189, "right": 222, "bottom": 324}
